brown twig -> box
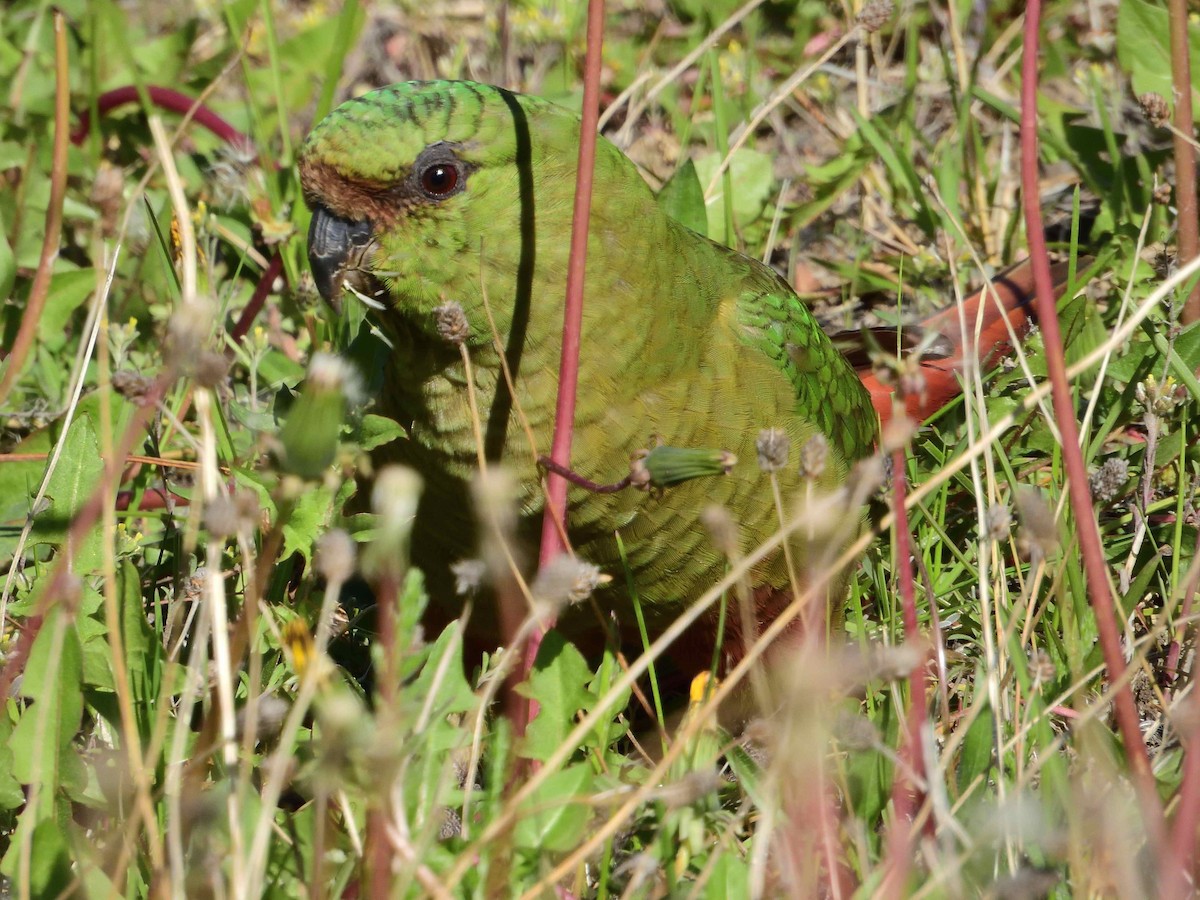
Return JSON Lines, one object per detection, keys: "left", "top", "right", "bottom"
{"left": 0, "top": 11, "right": 70, "bottom": 407}
{"left": 1168, "top": 0, "right": 1200, "bottom": 324}
{"left": 1020, "top": 0, "right": 1172, "bottom": 886}
{"left": 537, "top": 455, "right": 633, "bottom": 494}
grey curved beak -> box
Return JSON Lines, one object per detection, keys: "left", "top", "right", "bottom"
{"left": 306, "top": 204, "right": 373, "bottom": 304}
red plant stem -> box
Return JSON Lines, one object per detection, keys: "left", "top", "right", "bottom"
{"left": 1020, "top": 0, "right": 1172, "bottom": 881}
{"left": 1168, "top": 0, "right": 1200, "bottom": 324}
{"left": 879, "top": 446, "right": 929, "bottom": 896}
{"left": 531, "top": 0, "right": 606, "bottom": 657}
{"left": 230, "top": 252, "right": 285, "bottom": 344}
{"left": 1169, "top": 691, "right": 1200, "bottom": 889}
{"left": 71, "top": 85, "right": 250, "bottom": 148}
{"left": 0, "top": 13, "right": 70, "bottom": 408}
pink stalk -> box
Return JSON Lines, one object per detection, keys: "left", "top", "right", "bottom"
{"left": 1169, "top": 692, "right": 1200, "bottom": 890}
{"left": 1020, "top": 0, "right": 1172, "bottom": 884}
{"left": 879, "top": 445, "right": 929, "bottom": 896}
{"left": 71, "top": 85, "right": 250, "bottom": 148}
{"left": 528, "top": 0, "right": 606, "bottom": 677}
{"left": 1167, "top": 0, "right": 1200, "bottom": 324}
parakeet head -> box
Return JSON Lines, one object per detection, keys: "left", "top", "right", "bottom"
{"left": 299, "top": 81, "right": 636, "bottom": 337}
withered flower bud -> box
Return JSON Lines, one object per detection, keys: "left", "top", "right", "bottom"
{"left": 434, "top": 302, "right": 471, "bottom": 345}
{"left": 1089, "top": 457, "right": 1129, "bottom": 505}
{"left": 1138, "top": 92, "right": 1170, "bottom": 128}
{"left": 857, "top": 0, "right": 893, "bottom": 33}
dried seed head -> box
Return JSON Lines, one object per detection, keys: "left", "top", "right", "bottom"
{"left": 833, "top": 709, "right": 879, "bottom": 751}
{"left": 167, "top": 299, "right": 215, "bottom": 366}
{"left": 1089, "top": 457, "right": 1129, "bottom": 504}
{"left": 1015, "top": 487, "right": 1058, "bottom": 559}
{"left": 756, "top": 427, "right": 790, "bottom": 473}
{"left": 193, "top": 350, "right": 230, "bottom": 390}
{"left": 451, "top": 558, "right": 487, "bottom": 596}
{"left": 1029, "top": 649, "right": 1055, "bottom": 686}
{"left": 1138, "top": 92, "right": 1170, "bottom": 128}
{"left": 203, "top": 495, "right": 240, "bottom": 538}
{"left": 91, "top": 163, "right": 124, "bottom": 236}
{"left": 236, "top": 694, "right": 290, "bottom": 743}
{"left": 471, "top": 467, "right": 518, "bottom": 538}
{"left": 657, "top": 769, "right": 723, "bottom": 809}
{"left": 111, "top": 370, "right": 155, "bottom": 401}
{"left": 316, "top": 529, "right": 357, "bottom": 583}
{"left": 700, "top": 504, "right": 739, "bottom": 556}
{"left": 434, "top": 302, "right": 471, "bottom": 345}
{"left": 306, "top": 352, "right": 364, "bottom": 403}
{"left": 235, "top": 489, "right": 261, "bottom": 526}
{"left": 363, "top": 466, "right": 423, "bottom": 581}
{"left": 530, "top": 555, "right": 608, "bottom": 617}
{"left": 984, "top": 502, "right": 1011, "bottom": 542}
{"left": 798, "top": 433, "right": 828, "bottom": 480}
{"left": 1153, "top": 181, "right": 1173, "bottom": 206}
{"left": 857, "top": 0, "right": 893, "bottom": 32}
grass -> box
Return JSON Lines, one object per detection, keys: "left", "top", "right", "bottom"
{"left": 1, "top": 0, "right": 1199, "bottom": 896}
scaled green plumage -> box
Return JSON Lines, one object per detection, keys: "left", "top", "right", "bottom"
{"left": 299, "top": 80, "right": 877, "bottom": 654}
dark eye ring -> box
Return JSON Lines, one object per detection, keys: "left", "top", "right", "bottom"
{"left": 420, "top": 163, "right": 460, "bottom": 197}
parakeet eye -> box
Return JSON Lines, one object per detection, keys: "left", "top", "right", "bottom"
{"left": 411, "top": 142, "right": 468, "bottom": 201}
{"left": 419, "top": 162, "right": 460, "bottom": 197}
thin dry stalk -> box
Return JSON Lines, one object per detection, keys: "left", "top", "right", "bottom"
{"left": 0, "top": 11, "right": 70, "bottom": 405}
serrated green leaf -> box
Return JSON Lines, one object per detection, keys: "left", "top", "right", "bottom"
{"left": 517, "top": 631, "right": 594, "bottom": 761}
{"left": 29, "top": 413, "right": 104, "bottom": 574}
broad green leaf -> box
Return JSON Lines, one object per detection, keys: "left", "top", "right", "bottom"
{"left": 1116, "top": 0, "right": 1200, "bottom": 107}
{"left": 0, "top": 714, "right": 24, "bottom": 809}
{"left": 694, "top": 148, "right": 774, "bottom": 241}
{"left": 513, "top": 762, "right": 593, "bottom": 853}
{"left": 0, "top": 218, "right": 14, "bottom": 301}
{"left": 359, "top": 413, "right": 407, "bottom": 451}
{"left": 956, "top": 694, "right": 994, "bottom": 798}
{"left": 10, "top": 610, "right": 84, "bottom": 795}
{"left": 656, "top": 158, "right": 707, "bottom": 236}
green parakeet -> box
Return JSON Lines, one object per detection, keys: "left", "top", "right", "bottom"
{"left": 298, "top": 80, "right": 877, "bottom": 663}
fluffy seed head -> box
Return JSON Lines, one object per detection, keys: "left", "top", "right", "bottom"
{"left": 756, "top": 428, "right": 790, "bottom": 472}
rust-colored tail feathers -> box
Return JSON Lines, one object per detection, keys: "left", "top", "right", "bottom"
{"left": 853, "top": 258, "right": 1083, "bottom": 429}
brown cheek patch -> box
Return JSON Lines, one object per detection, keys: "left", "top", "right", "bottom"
{"left": 298, "top": 157, "right": 414, "bottom": 228}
